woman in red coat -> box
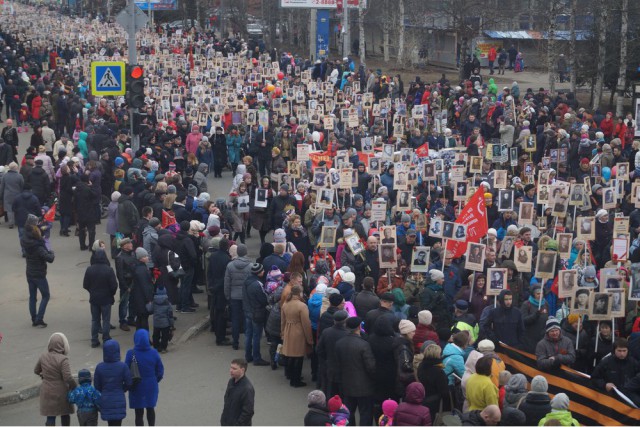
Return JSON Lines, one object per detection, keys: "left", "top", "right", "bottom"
{"left": 31, "top": 94, "right": 42, "bottom": 123}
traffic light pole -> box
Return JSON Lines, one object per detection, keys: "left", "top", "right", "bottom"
{"left": 127, "top": 0, "right": 139, "bottom": 151}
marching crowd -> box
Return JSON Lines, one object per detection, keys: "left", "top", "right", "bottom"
{"left": 2, "top": 2, "right": 640, "bottom": 427}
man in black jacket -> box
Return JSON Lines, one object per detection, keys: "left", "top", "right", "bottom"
{"left": 115, "top": 238, "right": 137, "bottom": 331}
{"left": 592, "top": 337, "right": 639, "bottom": 392}
{"left": 74, "top": 174, "right": 100, "bottom": 250}
{"left": 12, "top": 184, "right": 41, "bottom": 256}
{"left": 352, "top": 277, "right": 380, "bottom": 319}
{"left": 316, "top": 309, "right": 349, "bottom": 397}
{"left": 242, "top": 263, "right": 270, "bottom": 366}
{"left": 26, "top": 159, "right": 50, "bottom": 205}
{"left": 480, "top": 289, "right": 525, "bottom": 348}
{"left": 175, "top": 220, "right": 197, "bottom": 313}
{"left": 83, "top": 249, "right": 118, "bottom": 348}
{"left": 221, "top": 358, "right": 255, "bottom": 426}
{"left": 208, "top": 239, "right": 232, "bottom": 345}
{"left": 363, "top": 292, "right": 396, "bottom": 335}
{"left": 270, "top": 184, "right": 296, "bottom": 230}
{"left": 317, "top": 293, "right": 344, "bottom": 337}
{"left": 22, "top": 217, "right": 54, "bottom": 327}
{"left": 335, "top": 316, "right": 376, "bottom": 426}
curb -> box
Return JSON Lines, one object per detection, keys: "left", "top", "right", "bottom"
{"left": 177, "top": 315, "right": 210, "bottom": 344}
{"left": 0, "top": 316, "right": 210, "bottom": 406}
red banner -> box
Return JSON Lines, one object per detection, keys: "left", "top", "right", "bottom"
{"left": 415, "top": 143, "right": 429, "bottom": 158}
{"left": 446, "top": 189, "right": 488, "bottom": 258}
{"left": 309, "top": 151, "right": 332, "bottom": 169}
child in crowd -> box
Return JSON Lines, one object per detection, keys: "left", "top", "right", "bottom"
{"left": 67, "top": 369, "right": 101, "bottom": 426}
{"left": 152, "top": 287, "right": 174, "bottom": 353}
{"left": 379, "top": 398, "right": 399, "bottom": 426}
{"left": 327, "top": 395, "right": 351, "bottom": 426}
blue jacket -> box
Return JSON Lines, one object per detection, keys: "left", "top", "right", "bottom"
{"left": 308, "top": 293, "right": 323, "bottom": 330}
{"left": 336, "top": 281, "right": 355, "bottom": 301}
{"left": 94, "top": 340, "right": 132, "bottom": 421}
{"left": 226, "top": 134, "right": 243, "bottom": 164}
{"left": 68, "top": 383, "right": 101, "bottom": 413}
{"left": 380, "top": 172, "right": 394, "bottom": 192}
{"left": 125, "top": 330, "right": 164, "bottom": 409}
{"left": 442, "top": 343, "right": 466, "bottom": 385}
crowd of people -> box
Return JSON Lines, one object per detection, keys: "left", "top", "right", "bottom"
{"left": 3, "top": 1, "right": 640, "bottom": 426}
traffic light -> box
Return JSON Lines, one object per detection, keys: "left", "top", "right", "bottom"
{"left": 126, "top": 65, "right": 145, "bottom": 109}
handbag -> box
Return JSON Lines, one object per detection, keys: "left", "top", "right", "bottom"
{"left": 130, "top": 352, "right": 142, "bottom": 388}
{"left": 433, "top": 391, "right": 454, "bottom": 426}
{"left": 167, "top": 251, "right": 185, "bottom": 278}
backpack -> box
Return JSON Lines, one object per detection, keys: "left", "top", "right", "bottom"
{"left": 166, "top": 250, "right": 185, "bottom": 278}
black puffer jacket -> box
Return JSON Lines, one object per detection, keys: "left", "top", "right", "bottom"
{"left": 22, "top": 227, "right": 54, "bottom": 279}
{"left": 334, "top": 331, "right": 376, "bottom": 397}
{"left": 369, "top": 315, "right": 400, "bottom": 400}
{"left": 83, "top": 250, "right": 118, "bottom": 306}
{"left": 26, "top": 166, "right": 50, "bottom": 204}
{"left": 74, "top": 181, "right": 100, "bottom": 224}
{"left": 130, "top": 261, "right": 154, "bottom": 316}
{"left": 518, "top": 392, "right": 551, "bottom": 426}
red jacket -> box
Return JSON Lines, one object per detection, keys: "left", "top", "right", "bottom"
{"left": 488, "top": 48, "right": 497, "bottom": 61}
{"left": 600, "top": 117, "right": 614, "bottom": 137}
{"left": 413, "top": 323, "right": 440, "bottom": 353}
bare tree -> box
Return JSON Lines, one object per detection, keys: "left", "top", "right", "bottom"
{"left": 546, "top": 0, "right": 564, "bottom": 95}
{"left": 396, "top": 0, "right": 405, "bottom": 65}
{"left": 593, "top": 4, "right": 609, "bottom": 110}
{"left": 616, "top": 0, "right": 629, "bottom": 117}
{"left": 358, "top": 1, "right": 367, "bottom": 67}
{"left": 569, "top": 0, "right": 577, "bottom": 93}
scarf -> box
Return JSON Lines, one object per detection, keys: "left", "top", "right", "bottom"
{"left": 529, "top": 294, "right": 542, "bottom": 308}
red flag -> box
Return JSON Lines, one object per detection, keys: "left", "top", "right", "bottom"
{"left": 446, "top": 189, "right": 488, "bottom": 258}
{"left": 415, "top": 143, "right": 429, "bottom": 158}
{"left": 44, "top": 204, "right": 56, "bottom": 222}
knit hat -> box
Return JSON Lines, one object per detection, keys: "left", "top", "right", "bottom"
{"left": 333, "top": 310, "right": 349, "bottom": 322}
{"left": 418, "top": 310, "right": 433, "bottom": 326}
{"left": 567, "top": 313, "right": 580, "bottom": 325}
{"left": 551, "top": 393, "right": 570, "bottom": 411}
{"left": 78, "top": 369, "right": 92, "bottom": 384}
{"left": 327, "top": 395, "right": 343, "bottom": 412}
{"left": 545, "top": 239, "right": 558, "bottom": 251}
{"left": 119, "top": 237, "right": 132, "bottom": 247}
{"left": 307, "top": 390, "right": 326, "bottom": 407}
{"left": 180, "top": 220, "right": 191, "bottom": 232}
{"left": 251, "top": 263, "right": 264, "bottom": 275}
{"left": 583, "top": 265, "right": 596, "bottom": 279}
{"left": 531, "top": 375, "right": 549, "bottom": 393}
{"left": 382, "top": 399, "right": 399, "bottom": 417}
{"left": 111, "top": 191, "right": 121, "bottom": 202}
{"left": 149, "top": 217, "right": 160, "bottom": 227}
{"left": 430, "top": 269, "right": 444, "bottom": 281}
{"left": 401, "top": 213, "right": 411, "bottom": 223}
{"left": 315, "top": 284, "right": 328, "bottom": 295}
{"left": 115, "top": 157, "right": 124, "bottom": 167}
{"left": 477, "top": 339, "right": 495, "bottom": 352}
{"left": 208, "top": 225, "right": 221, "bottom": 237}
{"left": 329, "top": 293, "right": 344, "bottom": 306}
{"left": 343, "top": 272, "right": 356, "bottom": 284}
{"left": 135, "top": 247, "right": 149, "bottom": 260}
{"left": 187, "top": 184, "right": 198, "bottom": 197}
{"left": 507, "top": 224, "right": 519, "bottom": 234}
{"left": 274, "top": 228, "right": 286, "bottom": 243}
{"left": 345, "top": 316, "right": 362, "bottom": 330}
{"left": 487, "top": 228, "right": 498, "bottom": 237}
{"left": 236, "top": 244, "right": 248, "bottom": 257}
{"left": 380, "top": 292, "right": 395, "bottom": 302}
{"left": 546, "top": 317, "right": 561, "bottom": 333}
{"left": 398, "top": 319, "right": 416, "bottom": 335}
{"left": 580, "top": 157, "right": 590, "bottom": 165}
{"left": 596, "top": 209, "right": 609, "bottom": 220}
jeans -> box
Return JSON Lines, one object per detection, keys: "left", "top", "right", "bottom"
{"left": 118, "top": 288, "right": 133, "bottom": 325}
{"left": 230, "top": 299, "right": 244, "bottom": 346}
{"left": 28, "top": 277, "right": 50, "bottom": 322}
{"left": 488, "top": 60, "right": 494, "bottom": 74}
{"left": 344, "top": 395, "right": 373, "bottom": 426}
{"left": 60, "top": 213, "right": 71, "bottom": 233}
{"left": 18, "top": 226, "right": 25, "bottom": 255}
{"left": 90, "top": 303, "right": 112, "bottom": 345}
{"left": 46, "top": 415, "right": 70, "bottom": 426}
{"left": 244, "top": 314, "right": 264, "bottom": 361}
{"left": 179, "top": 268, "right": 194, "bottom": 311}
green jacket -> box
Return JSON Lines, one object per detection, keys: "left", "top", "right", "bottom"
{"left": 538, "top": 410, "right": 580, "bottom": 426}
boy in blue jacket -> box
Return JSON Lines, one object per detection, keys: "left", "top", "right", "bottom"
{"left": 68, "top": 369, "right": 101, "bottom": 426}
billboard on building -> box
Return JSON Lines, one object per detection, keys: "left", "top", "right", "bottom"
{"left": 281, "top": 0, "right": 337, "bottom": 8}
{"left": 135, "top": 0, "right": 178, "bottom": 11}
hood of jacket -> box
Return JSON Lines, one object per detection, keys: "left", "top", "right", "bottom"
{"left": 197, "top": 162, "right": 208, "bottom": 174}
{"left": 143, "top": 225, "right": 158, "bottom": 240}
{"left": 236, "top": 164, "right": 246, "bottom": 176}
{"left": 92, "top": 249, "right": 110, "bottom": 265}
{"left": 404, "top": 382, "right": 426, "bottom": 404}
{"left": 154, "top": 291, "right": 169, "bottom": 305}
{"left": 22, "top": 227, "right": 43, "bottom": 250}
{"left": 103, "top": 339, "right": 121, "bottom": 362}
{"left": 308, "top": 293, "right": 323, "bottom": 310}
{"left": 373, "top": 313, "right": 396, "bottom": 337}
{"left": 158, "top": 233, "right": 175, "bottom": 250}
{"left": 232, "top": 256, "right": 252, "bottom": 269}
{"left": 48, "top": 333, "right": 70, "bottom": 355}
{"left": 464, "top": 350, "right": 483, "bottom": 374}
{"left": 134, "top": 329, "right": 151, "bottom": 351}
{"left": 443, "top": 342, "right": 464, "bottom": 359}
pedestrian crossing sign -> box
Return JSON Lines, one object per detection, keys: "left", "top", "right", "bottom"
{"left": 91, "top": 61, "right": 126, "bottom": 96}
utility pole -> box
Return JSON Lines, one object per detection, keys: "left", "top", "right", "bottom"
{"left": 342, "top": 3, "right": 349, "bottom": 58}
{"left": 310, "top": 9, "right": 317, "bottom": 61}
{"left": 127, "top": 0, "right": 137, "bottom": 147}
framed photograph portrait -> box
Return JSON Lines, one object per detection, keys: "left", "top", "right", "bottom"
{"left": 381, "top": 226, "right": 397, "bottom": 245}
{"left": 618, "top": 162, "right": 630, "bottom": 181}
{"left": 602, "top": 187, "right": 616, "bottom": 210}
{"left": 345, "top": 234, "right": 365, "bottom": 256}
{"left": 452, "top": 224, "right": 468, "bottom": 242}
{"left": 368, "top": 157, "right": 381, "bottom": 175}
{"left": 379, "top": 244, "right": 398, "bottom": 268}
{"left": 552, "top": 193, "right": 569, "bottom": 218}
{"left": 524, "top": 134, "right": 537, "bottom": 152}
{"left": 454, "top": 181, "right": 468, "bottom": 202}
{"left": 572, "top": 288, "right": 591, "bottom": 314}
{"left": 429, "top": 218, "right": 443, "bottom": 238}
{"left": 519, "top": 202, "right": 534, "bottom": 225}
{"left": 577, "top": 216, "right": 596, "bottom": 241}
{"left": 589, "top": 292, "right": 612, "bottom": 321}
{"left": 424, "top": 162, "right": 436, "bottom": 180}
{"left": 487, "top": 268, "right": 508, "bottom": 296}
{"left": 537, "top": 185, "right": 550, "bottom": 204}
{"left": 558, "top": 270, "right": 578, "bottom": 299}
{"left": 465, "top": 242, "right": 486, "bottom": 272}
{"left": 397, "top": 190, "right": 412, "bottom": 210}
{"left": 319, "top": 226, "right": 337, "bottom": 248}
{"left": 514, "top": 246, "right": 532, "bottom": 273}
{"left": 317, "top": 188, "right": 334, "bottom": 209}
{"left": 608, "top": 289, "right": 625, "bottom": 318}
{"left": 288, "top": 161, "right": 301, "bottom": 179}
{"left": 493, "top": 170, "right": 508, "bottom": 189}
{"left": 557, "top": 233, "right": 573, "bottom": 257}
{"left": 569, "top": 183, "right": 584, "bottom": 206}
{"left": 536, "top": 250, "right": 557, "bottom": 279}
{"left": 442, "top": 221, "right": 455, "bottom": 239}
{"left": 254, "top": 188, "right": 268, "bottom": 208}
{"left": 498, "top": 189, "right": 514, "bottom": 212}
{"left": 411, "top": 246, "right": 431, "bottom": 273}
{"left": 498, "top": 236, "right": 516, "bottom": 259}
{"left": 470, "top": 156, "right": 483, "bottom": 174}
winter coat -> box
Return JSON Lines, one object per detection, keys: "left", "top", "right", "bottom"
{"left": 537, "top": 410, "right": 580, "bottom": 426}
{"left": 413, "top": 323, "right": 440, "bottom": 353}
{"left": 106, "top": 201, "right": 118, "bottom": 235}
{"left": 34, "top": 333, "right": 77, "bottom": 416}
{"left": 58, "top": 174, "right": 77, "bottom": 216}
{"left": 480, "top": 292, "right": 525, "bottom": 347}
{"left": 369, "top": 316, "right": 400, "bottom": 399}
{"left": 224, "top": 256, "right": 252, "bottom": 300}
{"left": 94, "top": 339, "right": 132, "bottom": 421}
{"left": 174, "top": 231, "right": 197, "bottom": 269}
{"left": 281, "top": 295, "right": 314, "bottom": 357}
{"left": 465, "top": 373, "right": 499, "bottom": 411}
{"left": 394, "top": 336, "right": 416, "bottom": 397}
{"left": 220, "top": 375, "right": 254, "bottom": 426}
{"left": 352, "top": 289, "right": 380, "bottom": 319}
{"left": 317, "top": 324, "right": 349, "bottom": 384}
{"left": 535, "top": 333, "right": 576, "bottom": 370}
{"left": 226, "top": 134, "right": 243, "bottom": 165}
{"left": 591, "top": 354, "right": 639, "bottom": 390}
{"left": 83, "top": 250, "right": 118, "bottom": 306}
{"left": 442, "top": 343, "right": 467, "bottom": 386}
{"left": 263, "top": 253, "right": 289, "bottom": 274}
{"left": 394, "top": 382, "right": 432, "bottom": 426}
{"left": 185, "top": 130, "right": 202, "bottom": 154}
{"left": 307, "top": 293, "right": 323, "bottom": 331}
{"left": 207, "top": 247, "right": 231, "bottom": 294}
{"left": 130, "top": 261, "right": 154, "bottom": 316}
{"left": 520, "top": 300, "right": 549, "bottom": 353}
{"left": 243, "top": 273, "right": 269, "bottom": 320}
{"left": 74, "top": 181, "right": 100, "bottom": 224}
{"left": 0, "top": 169, "right": 23, "bottom": 208}
{"left": 417, "top": 357, "right": 451, "bottom": 416}
{"left": 27, "top": 166, "right": 50, "bottom": 204}
{"left": 335, "top": 332, "right": 377, "bottom": 397}
{"left": 23, "top": 227, "right": 54, "bottom": 279}
{"left": 304, "top": 404, "right": 332, "bottom": 426}
{"left": 117, "top": 194, "right": 140, "bottom": 235}
{"left": 12, "top": 190, "right": 41, "bottom": 227}
{"left": 35, "top": 153, "right": 54, "bottom": 182}
{"left": 153, "top": 290, "right": 174, "bottom": 329}
{"left": 420, "top": 280, "right": 453, "bottom": 327}
{"left": 124, "top": 329, "right": 164, "bottom": 408}
{"left": 519, "top": 392, "right": 551, "bottom": 426}
{"left": 194, "top": 163, "right": 208, "bottom": 194}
